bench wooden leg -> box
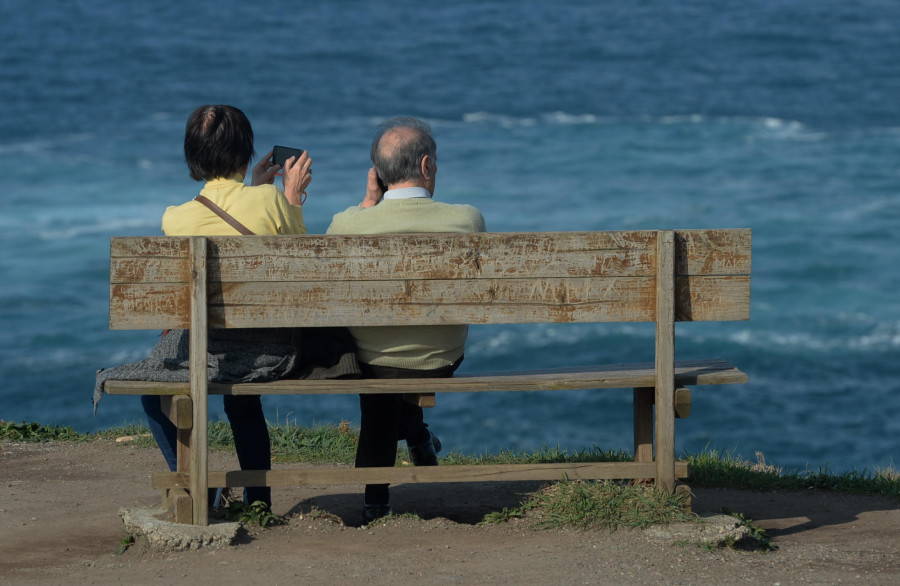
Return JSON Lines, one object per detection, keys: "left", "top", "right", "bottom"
{"left": 403, "top": 393, "right": 436, "bottom": 408}
{"left": 674, "top": 387, "right": 691, "bottom": 418}
{"left": 160, "top": 395, "right": 194, "bottom": 523}
{"left": 634, "top": 385, "right": 692, "bottom": 459}
{"left": 167, "top": 488, "right": 193, "bottom": 524}
{"left": 633, "top": 387, "right": 654, "bottom": 463}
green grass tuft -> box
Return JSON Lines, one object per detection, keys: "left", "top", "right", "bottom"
{"left": 113, "top": 534, "right": 135, "bottom": 556}
{"left": 0, "top": 420, "right": 87, "bottom": 442}
{"left": 481, "top": 479, "right": 692, "bottom": 530}
{"left": 215, "top": 500, "right": 286, "bottom": 527}
{"left": 687, "top": 448, "right": 900, "bottom": 499}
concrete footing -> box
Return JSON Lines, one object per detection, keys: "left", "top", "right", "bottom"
{"left": 119, "top": 507, "right": 242, "bottom": 551}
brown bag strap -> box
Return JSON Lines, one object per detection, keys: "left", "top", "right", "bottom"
{"left": 194, "top": 195, "right": 256, "bottom": 235}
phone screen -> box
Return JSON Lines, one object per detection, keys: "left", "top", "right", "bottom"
{"left": 272, "top": 145, "right": 304, "bottom": 167}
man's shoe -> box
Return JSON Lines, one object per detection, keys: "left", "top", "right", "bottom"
{"left": 362, "top": 503, "right": 392, "bottom": 523}
{"left": 408, "top": 431, "right": 442, "bottom": 466}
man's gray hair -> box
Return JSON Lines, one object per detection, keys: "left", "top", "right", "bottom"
{"left": 370, "top": 117, "right": 437, "bottom": 186}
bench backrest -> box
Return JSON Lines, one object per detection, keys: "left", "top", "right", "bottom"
{"left": 109, "top": 229, "right": 750, "bottom": 331}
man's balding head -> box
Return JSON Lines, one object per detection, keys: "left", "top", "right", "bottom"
{"left": 370, "top": 117, "right": 437, "bottom": 189}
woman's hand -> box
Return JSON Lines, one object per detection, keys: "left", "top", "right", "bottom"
{"left": 251, "top": 150, "right": 280, "bottom": 186}
{"left": 283, "top": 151, "right": 312, "bottom": 206}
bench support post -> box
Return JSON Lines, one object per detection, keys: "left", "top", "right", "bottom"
{"left": 654, "top": 230, "right": 676, "bottom": 492}
{"left": 159, "top": 395, "right": 194, "bottom": 523}
{"left": 633, "top": 387, "right": 653, "bottom": 463}
{"left": 189, "top": 237, "right": 209, "bottom": 525}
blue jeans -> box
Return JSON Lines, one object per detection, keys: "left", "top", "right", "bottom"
{"left": 141, "top": 394, "right": 272, "bottom": 507}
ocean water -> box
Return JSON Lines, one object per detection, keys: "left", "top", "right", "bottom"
{"left": 2, "top": 0, "right": 899, "bottom": 473}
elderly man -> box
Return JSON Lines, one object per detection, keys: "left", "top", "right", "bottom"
{"left": 327, "top": 117, "right": 486, "bottom": 522}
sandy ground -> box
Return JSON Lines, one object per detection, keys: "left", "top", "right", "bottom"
{"left": 2, "top": 439, "right": 899, "bottom": 585}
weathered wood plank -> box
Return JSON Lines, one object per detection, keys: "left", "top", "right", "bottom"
{"left": 110, "top": 230, "right": 750, "bottom": 285}
{"left": 104, "top": 358, "right": 747, "bottom": 396}
{"left": 110, "top": 275, "right": 748, "bottom": 329}
{"left": 655, "top": 231, "right": 676, "bottom": 492}
{"left": 152, "top": 461, "right": 691, "bottom": 489}
{"left": 188, "top": 237, "right": 209, "bottom": 526}
{"left": 110, "top": 276, "right": 652, "bottom": 329}
{"left": 167, "top": 488, "right": 192, "bottom": 525}
{"left": 674, "top": 387, "right": 692, "bottom": 418}
{"left": 403, "top": 393, "right": 435, "bottom": 408}
{"left": 160, "top": 395, "right": 192, "bottom": 429}
{"left": 210, "top": 236, "right": 658, "bottom": 282}
{"left": 675, "top": 229, "right": 751, "bottom": 276}
{"left": 112, "top": 232, "right": 658, "bottom": 282}
{"left": 676, "top": 275, "right": 751, "bottom": 321}
{"left": 110, "top": 236, "right": 190, "bottom": 258}
{"left": 109, "top": 284, "right": 189, "bottom": 329}
{"left": 633, "top": 387, "right": 653, "bottom": 463}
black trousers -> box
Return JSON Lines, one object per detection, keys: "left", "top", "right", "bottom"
{"left": 355, "top": 357, "right": 463, "bottom": 504}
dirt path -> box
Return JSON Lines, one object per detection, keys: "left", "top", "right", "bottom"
{"left": 2, "top": 439, "right": 898, "bottom": 585}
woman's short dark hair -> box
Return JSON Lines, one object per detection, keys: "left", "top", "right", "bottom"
{"left": 370, "top": 117, "right": 437, "bottom": 185}
{"left": 184, "top": 105, "right": 255, "bottom": 181}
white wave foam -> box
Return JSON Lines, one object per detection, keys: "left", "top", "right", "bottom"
{"left": 655, "top": 113, "right": 827, "bottom": 142}
{"left": 659, "top": 114, "right": 707, "bottom": 124}
{"left": 462, "top": 112, "right": 538, "bottom": 127}
{"left": 461, "top": 111, "right": 608, "bottom": 128}
{"left": 456, "top": 111, "right": 824, "bottom": 140}
{"left": 467, "top": 324, "right": 652, "bottom": 358}
{"left": 470, "top": 318, "right": 900, "bottom": 360}
{"left": 542, "top": 111, "right": 600, "bottom": 125}
{"left": 724, "top": 324, "right": 900, "bottom": 353}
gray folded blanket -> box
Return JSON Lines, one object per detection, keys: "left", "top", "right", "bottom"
{"left": 93, "top": 327, "right": 360, "bottom": 412}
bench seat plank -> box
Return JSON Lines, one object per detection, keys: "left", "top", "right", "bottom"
{"left": 105, "top": 357, "right": 746, "bottom": 396}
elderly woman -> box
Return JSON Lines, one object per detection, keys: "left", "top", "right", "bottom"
{"left": 95, "top": 105, "right": 333, "bottom": 510}
{"left": 164, "top": 104, "right": 310, "bottom": 235}
{"left": 159, "top": 105, "right": 310, "bottom": 508}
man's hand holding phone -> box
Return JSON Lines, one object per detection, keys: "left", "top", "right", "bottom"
{"left": 361, "top": 167, "right": 385, "bottom": 208}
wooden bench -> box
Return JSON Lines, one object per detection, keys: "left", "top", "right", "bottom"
{"left": 105, "top": 229, "right": 751, "bottom": 525}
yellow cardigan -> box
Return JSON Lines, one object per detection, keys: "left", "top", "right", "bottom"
{"left": 162, "top": 173, "right": 306, "bottom": 236}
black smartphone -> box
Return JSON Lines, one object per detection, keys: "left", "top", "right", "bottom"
{"left": 272, "top": 145, "right": 304, "bottom": 167}
{"left": 376, "top": 173, "right": 388, "bottom": 193}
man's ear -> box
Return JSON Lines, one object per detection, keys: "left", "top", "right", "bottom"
{"left": 420, "top": 155, "right": 435, "bottom": 180}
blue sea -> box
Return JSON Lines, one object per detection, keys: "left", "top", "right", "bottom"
{"left": 2, "top": 0, "right": 899, "bottom": 473}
